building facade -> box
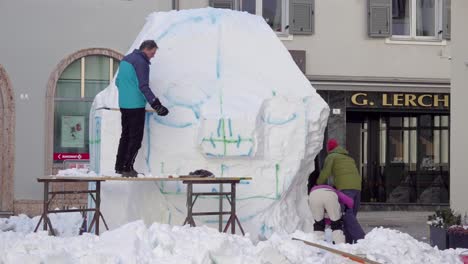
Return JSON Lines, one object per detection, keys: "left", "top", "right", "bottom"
{"left": 0, "top": 0, "right": 452, "bottom": 215}
{"left": 450, "top": 0, "right": 468, "bottom": 215}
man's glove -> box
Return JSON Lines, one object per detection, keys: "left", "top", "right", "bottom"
{"left": 151, "top": 98, "right": 169, "bottom": 116}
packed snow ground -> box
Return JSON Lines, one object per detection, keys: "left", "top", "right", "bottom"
{"left": 0, "top": 214, "right": 464, "bottom": 264}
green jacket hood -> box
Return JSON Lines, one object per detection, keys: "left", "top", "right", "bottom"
{"left": 330, "top": 146, "right": 349, "bottom": 155}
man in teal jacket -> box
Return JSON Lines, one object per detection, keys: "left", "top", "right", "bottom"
{"left": 317, "top": 139, "right": 365, "bottom": 243}
{"left": 114, "top": 40, "right": 169, "bottom": 178}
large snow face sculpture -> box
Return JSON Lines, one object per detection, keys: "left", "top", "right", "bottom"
{"left": 90, "top": 8, "right": 329, "bottom": 240}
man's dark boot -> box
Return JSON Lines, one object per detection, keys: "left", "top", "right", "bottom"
{"left": 122, "top": 169, "right": 138, "bottom": 178}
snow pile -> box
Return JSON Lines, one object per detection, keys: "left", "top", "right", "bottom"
{"left": 0, "top": 220, "right": 463, "bottom": 264}
{"left": 90, "top": 7, "right": 329, "bottom": 239}
{"left": 0, "top": 213, "right": 82, "bottom": 237}
{"left": 339, "top": 228, "right": 463, "bottom": 263}
{"left": 57, "top": 168, "right": 97, "bottom": 177}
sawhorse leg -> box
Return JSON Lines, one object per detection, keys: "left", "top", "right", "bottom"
{"left": 183, "top": 183, "right": 196, "bottom": 227}
{"left": 87, "top": 181, "right": 109, "bottom": 235}
{"left": 231, "top": 182, "right": 236, "bottom": 234}
{"left": 222, "top": 182, "right": 245, "bottom": 235}
{"left": 34, "top": 181, "right": 55, "bottom": 235}
{"left": 219, "top": 183, "right": 223, "bottom": 232}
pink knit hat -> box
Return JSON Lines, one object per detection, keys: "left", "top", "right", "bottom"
{"left": 327, "top": 139, "right": 339, "bottom": 152}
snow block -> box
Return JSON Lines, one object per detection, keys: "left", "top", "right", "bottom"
{"left": 90, "top": 8, "right": 329, "bottom": 240}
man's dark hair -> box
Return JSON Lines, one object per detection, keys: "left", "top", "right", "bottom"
{"left": 139, "top": 40, "right": 158, "bottom": 51}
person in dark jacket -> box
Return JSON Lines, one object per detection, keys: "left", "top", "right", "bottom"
{"left": 114, "top": 40, "right": 169, "bottom": 178}
{"left": 317, "top": 139, "right": 365, "bottom": 243}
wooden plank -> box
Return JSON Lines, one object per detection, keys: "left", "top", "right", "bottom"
{"left": 37, "top": 176, "right": 252, "bottom": 182}
{"left": 292, "top": 238, "right": 382, "bottom": 264}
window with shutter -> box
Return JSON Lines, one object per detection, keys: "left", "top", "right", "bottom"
{"left": 372, "top": 0, "right": 447, "bottom": 41}
{"left": 442, "top": 0, "right": 451, "bottom": 39}
{"left": 209, "top": 0, "right": 235, "bottom": 9}
{"left": 368, "top": 0, "right": 392, "bottom": 37}
{"left": 210, "top": 0, "right": 296, "bottom": 37}
{"left": 289, "top": 0, "right": 314, "bottom": 35}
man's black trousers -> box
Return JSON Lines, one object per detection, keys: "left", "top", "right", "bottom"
{"left": 115, "top": 108, "right": 146, "bottom": 172}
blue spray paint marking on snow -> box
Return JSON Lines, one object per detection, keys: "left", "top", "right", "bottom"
{"left": 236, "top": 135, "right": 241, "bottom": 148}
{"left": 260, "top": 224, "right": 273, "bottom": 237}
{"left": 152, "top": 114, "right": 194, "bottom": 128}
{"left": 152, "top": 13, "right": 218, "bottom": 126}
{"left": 216, "top": 21, "right": 223, "bottom": 80}
{"left": 208, "top": 10, "right": 220, "bottom": 24}
{"left": 247, "top": 146, "right": 253, "bottom": 156}
{"left": 204, "top": 219, "right": 229, "bottom": 224}
{"left": 262, "top": 113, "right": 298, "bottom": 125}
{"left": 221, "top": 164, "right": 228, "bottom": 176}
{"left": 162, "top": 93, "right": 206, "bottom": 120}
{"left": 88, "top": 113, "right": 102, "bottom": 233}
{"left": 211, "top": 187, "right": 218, "bottom": 192}
{"left": 228, "top": 119, "right": 233, "bottom": 137}
{"left": 209, "top": 134, "right": 216, "bottom": 148}
{"left": 260, "top": 224, "right": 266, "bottom": 236}
{"left": 206, "top": 153, "right": 225, "bottom": 158}
{"left": 217, "top": 119, "right": 222, "bottom": 137}
{"left": 239, "top": 180, "right": 250, "bottom": 184}
{"left": 156, "top": 16, "right": 205, "bottom": 42}
{"left": 94, "top": 116, "right": 102, "bottom": 174}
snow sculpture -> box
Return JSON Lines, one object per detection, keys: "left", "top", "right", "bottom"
{"left": 90, "top": 8, "right": 329, "bottom": 239}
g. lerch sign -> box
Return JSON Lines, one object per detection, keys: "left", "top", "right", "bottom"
{"left": 348, "top": 92, "right": 449, "bottom": 111}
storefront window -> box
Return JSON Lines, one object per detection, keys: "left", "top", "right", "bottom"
{"left": 53, "top": 56, "right": 119, "bottom": 163}
{"left": 347, "top": 112, "right": 449, "bottom": 204}
{"left": 389, "top": 129, "right": 404, "bottom": 163}
{"left": 379, "top": 119, "right": 386, "bottom": 165}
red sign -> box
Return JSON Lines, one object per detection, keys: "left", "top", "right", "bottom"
{"left": 66, "top": 163, "right": 90, "bottom": 169}
{"left": 53, "top": 153, "right": 90, "bottom": 160}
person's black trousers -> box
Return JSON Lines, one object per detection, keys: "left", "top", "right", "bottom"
{"left": 115, "top": 108, "right": 146, "bottom": 172}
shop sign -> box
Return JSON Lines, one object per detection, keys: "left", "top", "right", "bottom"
{"left": 348, "top": 92, "right": 449, "bottom": 110}
{"left": 53, "top": 153, "right": 89, "bottom": 160}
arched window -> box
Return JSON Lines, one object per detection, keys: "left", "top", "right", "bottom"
{"left": 0, "top": 65, "right": 15, "bottom": 214}
{"left": 45, "top": 49, "right": 123, "bottom": 174}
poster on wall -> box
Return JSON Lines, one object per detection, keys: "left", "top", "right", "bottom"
{"left": 61, "top": 116, "right": 85, "bottom": 148}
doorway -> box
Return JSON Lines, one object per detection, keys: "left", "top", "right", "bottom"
{"left": 346, "top": 111, "right": 450, "bottom": 204}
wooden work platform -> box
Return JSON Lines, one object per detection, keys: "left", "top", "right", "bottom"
{"left": 35, "top": 175, "right": 252, "bottom": 236}
{"left": 38, "top": 176, "right": 252, "bottom": 182}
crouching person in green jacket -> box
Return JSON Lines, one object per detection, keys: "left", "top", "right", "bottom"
{"left": 316, "top": 139, "right": 365, "bottom": 243}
